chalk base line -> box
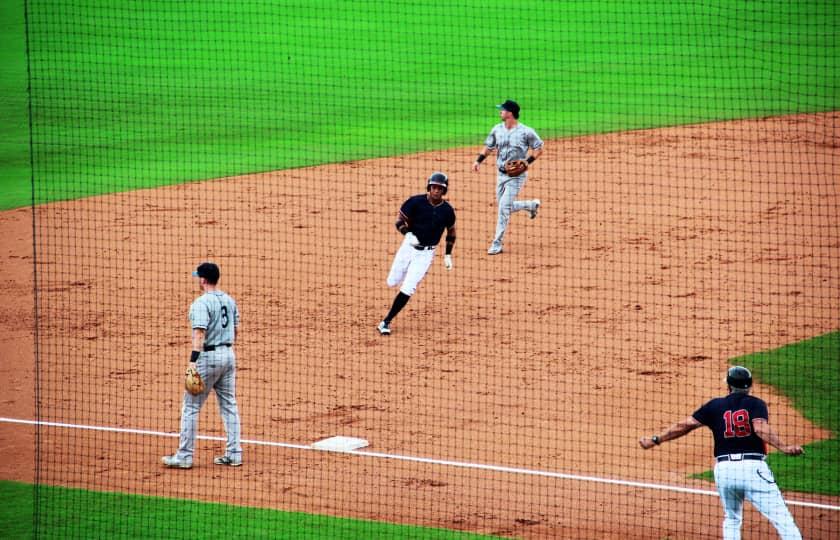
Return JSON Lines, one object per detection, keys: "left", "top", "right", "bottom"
{"left": 1, "top": 416, "right": 836, "bottom": 511}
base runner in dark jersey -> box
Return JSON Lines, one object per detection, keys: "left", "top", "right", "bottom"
{"left": 377, "top": 172, "right": 456, "bottom": 335}
{"left": 639, "top": 366, "right": 803, "bottom": 540}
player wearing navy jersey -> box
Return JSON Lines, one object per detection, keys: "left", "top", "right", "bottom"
{"left": 163, "top": 262, "right": 243, "bottom": 469}
{"left": 639, "top": 366, "right": 802, "bottom": 540}
{"left": 377, "top": 172, "right": 456, "bottom": 335}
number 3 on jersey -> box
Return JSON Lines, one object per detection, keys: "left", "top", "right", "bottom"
{"left": 723, "top": 409, "right": 752, "bottom": 438}
{"left": 221, "top": 306, "right": 229, "bottom": 328}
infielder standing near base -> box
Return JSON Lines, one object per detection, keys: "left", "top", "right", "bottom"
{"left": 377, "top": 172, "right": 456, "bottom": 335}
{"left": 162, "top": 262, "right": 243, "bottom": 468}
{"left": 639, "top": 366, "right": 803, "bottom": 539}
{"left": 472, "top": 99, "right": 544, "bottom": 255}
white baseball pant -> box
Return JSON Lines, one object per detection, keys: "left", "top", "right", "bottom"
{"left": 386, "top": 235, "right": 436, "bottom": 296}
{"left": 714, "top": 460, "right": 801, "bottom": 540}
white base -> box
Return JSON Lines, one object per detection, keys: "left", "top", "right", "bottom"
{"left": 311, "top": 436, "right": 369, "bottom": 452}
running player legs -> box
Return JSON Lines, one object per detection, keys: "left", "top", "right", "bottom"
{"left": 746, "top": 462, "right": 802, "bottom": 540}
{"left": 492, "top": 174, "right": 531, "bottom": 249}
{"left": 397, "top": 248, "right": 435, "bottom": 296}
{"left": 386, "top": 239, "right": 414, "bottom": 288}
{"left": 715, "top": 461, "right": 748, "bottom": 540}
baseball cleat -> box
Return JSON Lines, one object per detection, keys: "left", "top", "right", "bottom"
{"left": 377, "top": 320, "right": 391, "bottom": 335}
{"left": 213, "top": 455, "right": 242, "bottom": 467}
{"left": 487, "top": 243, "right": 503, "bottom": 255}
{"left": 161, "top": 455, "right": 193, "bottom": 469}
{"left": 529, "top": 199, "right": 541, "bottom": 219}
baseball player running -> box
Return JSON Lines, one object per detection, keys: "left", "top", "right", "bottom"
{"left": 377, "top": 172, "right": 456, "bottom": 335}
{"left": 639, "top": 366, "right": 803, "bottom": 539}
{"left": 472, "top": 99, "right": 544, "bottom": 255}
{"left": 162, "top": 262, "right": 243, "bottom": 468}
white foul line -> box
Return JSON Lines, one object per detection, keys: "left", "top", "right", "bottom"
{"left": 2, "top": 417, "right": 837, "bottom": 512}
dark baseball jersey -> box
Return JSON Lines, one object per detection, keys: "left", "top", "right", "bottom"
{"left": 693, "top": 393, "right": 769, "bottom": 457}
{"left": 399, "top": 194, "right": 456, "bottom": 247}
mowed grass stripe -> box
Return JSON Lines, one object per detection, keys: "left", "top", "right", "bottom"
{"left": 1, "top": 1, "right": 837, "bottom": 209}
{"left": 0, "top": 480, "right": 500, "bottom": 539}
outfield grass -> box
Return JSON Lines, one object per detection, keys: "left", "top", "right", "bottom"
{"left": 0, "top": 480, "right": 500, "bottom": 539}
{"left": 0, "top": 0, "right": 29, "bottom": 210}
{"left": 691, "top": 331, "right": 840, "bottom": 496}
{"left": 1, "top": 0, "right": 837, "bottom": 533}
{"left": 1, "top": 0, "right": 838, "bottom": 209}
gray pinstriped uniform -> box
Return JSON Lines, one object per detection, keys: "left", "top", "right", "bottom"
{"left": 484, "top": 122, "right": 544, "bottom": 247}
{"left": 190, "top": 291, "right": 239, "bottom": 346}
{"left": 485, "top": 122, "right": 543, "bottom": 168}
{"left": 175, "top": 290, "right": 242, "bottom": 462}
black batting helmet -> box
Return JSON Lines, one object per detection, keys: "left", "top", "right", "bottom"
{"left": 427, "top": 172, "right": 448, "bottom": 194}
{"left": 726, "top": 366, "right": 753, "bottom": 390}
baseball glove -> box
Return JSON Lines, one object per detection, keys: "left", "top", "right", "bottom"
{"left": 504, "top": 159, "right": 528, "bottom": 177}
{"left": 184, "top": 364, "right": 205, "bottom": 395}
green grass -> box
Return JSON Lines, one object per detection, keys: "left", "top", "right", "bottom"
{"left": 0, "top": 480, "right": 499, "bottom": 539}
{"left": 0, "top": 481, "right": 33, "bottom": 539}
{"left": 1, "top": 0, "right": 838, "bottom": 209}
{"left": 0, "top": 0, "right": 30, "bottom": 210}
{"left": 691, "top": 331, "right": 840, "bottom": 495}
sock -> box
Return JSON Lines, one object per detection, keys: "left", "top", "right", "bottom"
{"left": 384, "top": 292, "right": 410, "bottom": 323}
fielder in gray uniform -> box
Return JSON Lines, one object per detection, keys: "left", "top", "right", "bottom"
{"left": 472, "top": 100, "right": 544, "bottom": 255}
{"left": 162, "top": 262, "right": 243, "bottom": 468}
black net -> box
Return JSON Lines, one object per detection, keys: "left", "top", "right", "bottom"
{"left": 2, "top": 1, "right": 838, "bottom": 538}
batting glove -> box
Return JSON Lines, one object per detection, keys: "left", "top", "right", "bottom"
{"left": 405, "top": 232, "right": 420, "bottom": 247}
{"left": 444, "top": 254, "right": 453, "bottom": 270}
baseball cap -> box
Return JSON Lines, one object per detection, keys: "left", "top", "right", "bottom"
{"left": 192, "top": 262, "right": 220, "bottom": 283}
{"left": 496, "top": 99, "right": 520, "bottom": 117}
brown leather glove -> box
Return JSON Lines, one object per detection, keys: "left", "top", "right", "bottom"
{"left": 504, "top": 159, "right": 528, "bottom": 177}
{"left": 184, "top": 364, "right": 205, "bottom": 395}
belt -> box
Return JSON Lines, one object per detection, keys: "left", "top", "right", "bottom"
{"left": 498, "top": 166, "right": 527, "bottom": 175}
{"left": 203, "top": 343, "right": 232, "bottom": 351}
{"left": 715, "top": 453, "right": 765, "bottom": 462}
{"left": 413, "top": 244, "right": 436, "bottom": 251}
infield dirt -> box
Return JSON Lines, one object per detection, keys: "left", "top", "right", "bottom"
{"left": 0, "top": 112, "right": 838, "bottom": 538}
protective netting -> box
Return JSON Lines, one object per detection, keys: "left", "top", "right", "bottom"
{"left": 3, "top": 0, "right": 838, "bottom": 538}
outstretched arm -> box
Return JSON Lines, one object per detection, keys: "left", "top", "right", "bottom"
{"left": 753, "top": 419, "right": 803, "bottom": 456}
{"left": 472, "top": 146, "right": 492, "bottom": 172}
{"left": 639, "top": 416, "right": 702, "bottom": 449}
{"left": 527, "top": 146, "right": 544, "bottom": 163}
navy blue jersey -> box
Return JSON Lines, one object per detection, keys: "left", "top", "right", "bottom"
{"left": 400, "top": 194, "right": 456, "bottom": 246}
{"left": 693, "top": 393, "right": 768, "bottom": 457}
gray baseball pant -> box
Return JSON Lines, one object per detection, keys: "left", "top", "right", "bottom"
{"left": 492, "top": 171, "right": 531, "bottom": 246}
{"left": 176, "top": 348, "right": 242, "bottom": 461}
